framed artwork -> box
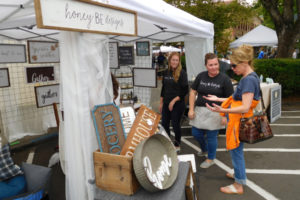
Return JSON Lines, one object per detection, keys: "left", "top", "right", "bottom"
{"left": 133, "top": 68, "right": 157, "bottom": 88}
{"left": 118, "top": 46, "right": 134, "bottom": 65}
{"left": 0, "top": 68, "right": 10, "bottom": 88}
{"left": 0, "top": 44, "right": 27, "bottom": 63}
{"left": 109, "top": 42, "right": 119, "bottom": 69}
{"left": 26, "top": 66, "right": 55, "bottom": 83}
{"left": 136, "top": 41, "right": 150, "bottom": 56}
{"left": 34, "top": 84, "right": 60, "bottom": 108}
{"left": 27, "top": 41, "right": 60, "bottom": 63}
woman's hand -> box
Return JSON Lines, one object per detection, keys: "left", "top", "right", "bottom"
{"left": 159, "top": 102, "right": 163, "bottom": 113}
{"left": 168, "top": 101, "right": 175, "bottom": 111}
{"left": 203, "top": 94, "right": 219, "bottom": 102}
{"left": 221, "top": 116, "right": 227, "bottom": 125}
{"left": 206, "top": 103, "right": 224, "bottom": 113}
{"left": 188, "top": 109, "right": 195, "bottom": 120}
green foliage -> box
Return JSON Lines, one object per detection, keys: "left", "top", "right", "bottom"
{"left": 164, "top": 0, "right": 256, "bottom": 54}
{"left": 254, "top": 59, "right": 300, "bottom": 97}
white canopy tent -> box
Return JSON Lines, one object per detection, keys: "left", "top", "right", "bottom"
{"left": 153, "top": 45, "right": 182, "bottom": 53}
{"left": 229, "top": 25, "right": 278, "bottom": 48}
{"left": 0, "top": 1, "right": 214, "bottom": 199}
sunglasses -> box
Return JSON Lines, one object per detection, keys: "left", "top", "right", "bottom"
{"left": 230, "top": 64, "right": 237, "bottom": 69}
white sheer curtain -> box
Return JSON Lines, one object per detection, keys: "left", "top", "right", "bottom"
{"left": 59, "top": 32, "right": 113, "bottom": 200}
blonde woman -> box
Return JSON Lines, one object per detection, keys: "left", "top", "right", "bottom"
{"left": 159, "top": 52, "right": 188, "bottom": 152}
{"left": 205, "top": 45, "right": 261, "bottom": 194}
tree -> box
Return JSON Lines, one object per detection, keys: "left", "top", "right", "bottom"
{"left": 164, "top": 0, "right": 255, "bottom": 55}
{"left": 259, "top": 0, "right": 300, "bottom": 58}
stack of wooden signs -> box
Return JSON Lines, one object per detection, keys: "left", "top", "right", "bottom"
{"left": 91, "top": 104, "right": 179, "bottom": 195}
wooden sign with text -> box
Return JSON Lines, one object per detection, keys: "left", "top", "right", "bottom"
{"left": 34, "top": 0, "right": 137, "bottom": 36}
{"left": 92, "top": 103, "right": 126, "bottom": 154}
{"left": 120, "top": 105, "right": 161, "bottom": 157}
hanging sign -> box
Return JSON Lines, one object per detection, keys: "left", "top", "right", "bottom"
{"left": 26, "top": 66, "right": 55, "bottom": 83}
{"left": 92, "top": 103, "right": 126, "bottom": 154}
{"left": 120, "top": 105, "right": 161, "bottom": 157}
{"left": 35, "top": 84, "right": 60, "bottom": 108}
{"left": 27, "top": 41, "right": 60, "bottom": 63}
{"left": 34, "top": 0, "right": 137, "bottom": 36}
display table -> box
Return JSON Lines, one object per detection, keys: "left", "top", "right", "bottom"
{"left": 94, "top": 162, "right": 190, "bottom": 200}
{"left": 255, "top": 82, "right": 280, "bottom": 112}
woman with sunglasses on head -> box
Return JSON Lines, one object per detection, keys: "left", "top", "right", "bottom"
{"left": 188, "top": 53, "right": 233, "bottom": 168}
{"left": 160, "top": 52, "right": 189, "bottom": 152}
{"left": 205, "top": 45, "right": 261, "bottom": 194}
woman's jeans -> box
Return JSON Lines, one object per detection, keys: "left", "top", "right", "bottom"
{"left": 229, "top": 142, "right": 247, "bottom": 185}
{"left": 192, "top": 127, "right": 218, "bottom": 160}
{"left": 161, "top": 101, "right": 185, "bottom": 146}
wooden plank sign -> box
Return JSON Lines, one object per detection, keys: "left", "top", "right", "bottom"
{"left": 119, "top": 106, "right": 136, "bottom": 138}
{"left": 92, "top": 103, "right": 126, "bottom": 154}
{"left": 120, "top": 105, "right": 161, "bottom": 157}
{"left": 34, "top": 0, "right": 137, "bottom": 36}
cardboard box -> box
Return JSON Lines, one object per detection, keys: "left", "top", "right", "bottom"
{"left": 93, "top": 150, "right": 139, "bottom": 195}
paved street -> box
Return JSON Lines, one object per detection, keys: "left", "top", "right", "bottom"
{"left": 11, "top": 101, "right": 300, "bottom": 200}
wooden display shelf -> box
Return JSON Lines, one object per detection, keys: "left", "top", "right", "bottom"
{"left": 121, "top": 87, "right": 133, "bottom": 90}
{"left": 116, "top": 76, "right": 132, "bottom": 78}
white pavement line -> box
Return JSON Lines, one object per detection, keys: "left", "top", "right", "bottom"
{"left": 216, "top": 148, "right": 300, "bottom": 152}
{"left": 282, "top": 111, "right": 300, "bottom": 112}
{"left": 179, "top": 136, "right": 279, "bottom": 200}
{"left": 271, "top": 124, "right": 300, "bottom": 126}
{"left": 280, "top": 116, "right": 300, "bottom": 118}
{"left": 26, "top": 149, "right": 35, "bottom": 164}
{"left": 246, "top": 169, "right": 300, "bottom": 175}
{"left": 184, "top": 134, "right": 300, "bottom": 139}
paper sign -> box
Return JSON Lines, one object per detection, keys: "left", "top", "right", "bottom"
{"left": 92, "top": 103, "right": 126, "bottom": 154}
{"left": 120, "top": 105, "right": 161, "bottom": 156}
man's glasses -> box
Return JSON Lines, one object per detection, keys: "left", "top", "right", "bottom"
{"left": 230, "top": 64, "right": 237, "bottom": 69}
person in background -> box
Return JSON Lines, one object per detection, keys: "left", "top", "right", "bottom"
{"left": 257, "top": 47, "right": 264, "bottom": 59}
{"left": 292, "top": 49, "right": 297, "bottom": 59}
{"left": 205, "top": 45, "right": 261, "bottom": 194}
{"left": 157, "top": 51, "right": 166, "bottom": 69}
{"left": 188, "top": 53, "right": 233, "bottom": 168}
{"left": 160, "top": 52, "right": 189, "bottom": 152}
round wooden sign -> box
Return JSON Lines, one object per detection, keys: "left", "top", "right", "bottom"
{"left": 133, "top": 134, "right": 178, "bottom": 192}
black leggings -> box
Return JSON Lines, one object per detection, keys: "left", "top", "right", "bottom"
{"left": 161, "top": 100, "right": 186, "bottom": 146}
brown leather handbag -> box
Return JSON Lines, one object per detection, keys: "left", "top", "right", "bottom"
{"left": 239, "top": 88, "right": 273, "bottom": 144}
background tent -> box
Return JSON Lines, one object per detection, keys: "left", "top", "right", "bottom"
{"left": 0, "top": 0, "right": 214, "bottom": 199}
{"left": 229, "top": 25, "right": 278, "bottom": 48}
{"left": 153, "top": 45, "right": 182, "bottom": 53}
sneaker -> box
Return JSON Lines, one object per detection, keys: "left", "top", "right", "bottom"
{"left": 200, "top": 160, "right": 215, "bottom": 168}
{"left": 197, "top": 151, "right": 208, "bottom": 157}
{"left": 175, "top": 146, "right": 180, "bottom": 152}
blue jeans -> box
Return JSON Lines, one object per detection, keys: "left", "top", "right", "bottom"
{"left": 192, "top": 127, "right": 218, "bottom": 160}
{"left": 229, "top": 143, "right": 247, "bottom": 185}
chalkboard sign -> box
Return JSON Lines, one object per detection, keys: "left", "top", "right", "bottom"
{"left": 26, "top": 66, "right": 55, "bottom": 83}
{"left": 35, "top": 84, "right": 60, "bottom": 108}
{"left": 0, "top": 68, "right": 10, "bottom": 88}
{"left": 136, "top": 41, "right": 150, "bottom": 56}
{"left": 270, "top": 85, "right": 281, "bottom": 123}
{"left": 0, "top": 44, "right": 26, "bottom": 63}
{"left": 109, "top": 42, "right": 119, "bottom": 69}
{"left": 28, "top": 41, "right": 60, "bottom": 63}
{"left": 133, "top": 68, "right": 157, "bottom": 88}
{"left": 118, "top": 46, "right": 134, "bottom": 65}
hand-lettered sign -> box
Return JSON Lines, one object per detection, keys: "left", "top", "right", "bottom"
{"left": 27, "top": 41, "right": 60, "bottom": 63}
{"left": 0, "top": 44, "right": 27, "bottom": 63}
{"left": 120, "top": 105, "right": 161, "bottom": 157}
{"left": 120, "top": 106, "right": 136, "bottom": 138}
{"left": 92, "top": 103, "right": 126, "bottom": 154}
{"left": 119, "top": 46, "right": 134, "bottom": 66}
{"left": 34, "top": 84, "right": 60, "bottom": 108}
{"left": 26, "top": 66, "right": 55, "bottom": 83}
{"left": 34, "top": 0, "right": 137, "bottom": 36}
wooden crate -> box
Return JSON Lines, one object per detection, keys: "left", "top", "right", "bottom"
{"left": 93, "top": 150, "right": 140, "bottom": 195}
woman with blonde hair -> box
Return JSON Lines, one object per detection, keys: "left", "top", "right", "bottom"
{"left": 205, "top": 45, "right": 261, "bottom": 194}
{"left": 160, "top": 52, "right": 188, "bottom": 151}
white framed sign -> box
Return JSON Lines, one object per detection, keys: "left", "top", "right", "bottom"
{"left": 28, "top": 41, "right": 60, "bottom": 63}
{"left": 109, "top": 42, "right": 119, "bottom": 69}
{"left": 34, "top": 84, "right": 60, "bottom": 108}
{"left": 34, "top": 0, "right": 137, "bottom": 36}
{"left": 133, "top": 68, "right": 157, "bottom": 88}
{"left": 270, "top": 85, "right": 281, "bottom": 123}
{"left": 0, "top": 68, "right": 10, "bottom": 88}
{"left": 0, "top": 44, "right": 27, "bottom": 63}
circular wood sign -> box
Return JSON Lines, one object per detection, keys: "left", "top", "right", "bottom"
{"left": 133, "top": 134, "right": 178, "bottom": 192}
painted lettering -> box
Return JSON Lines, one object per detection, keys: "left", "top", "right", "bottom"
{"left": 41, "top": 89, "right": 58, "bottom": 104}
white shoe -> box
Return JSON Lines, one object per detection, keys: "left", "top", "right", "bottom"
{"left": 200, "top": 160, "right": 215, "bottom": 168}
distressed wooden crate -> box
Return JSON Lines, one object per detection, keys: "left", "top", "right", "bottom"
{"left": 93, "top": 150, "right": 139, "bottom": 195}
